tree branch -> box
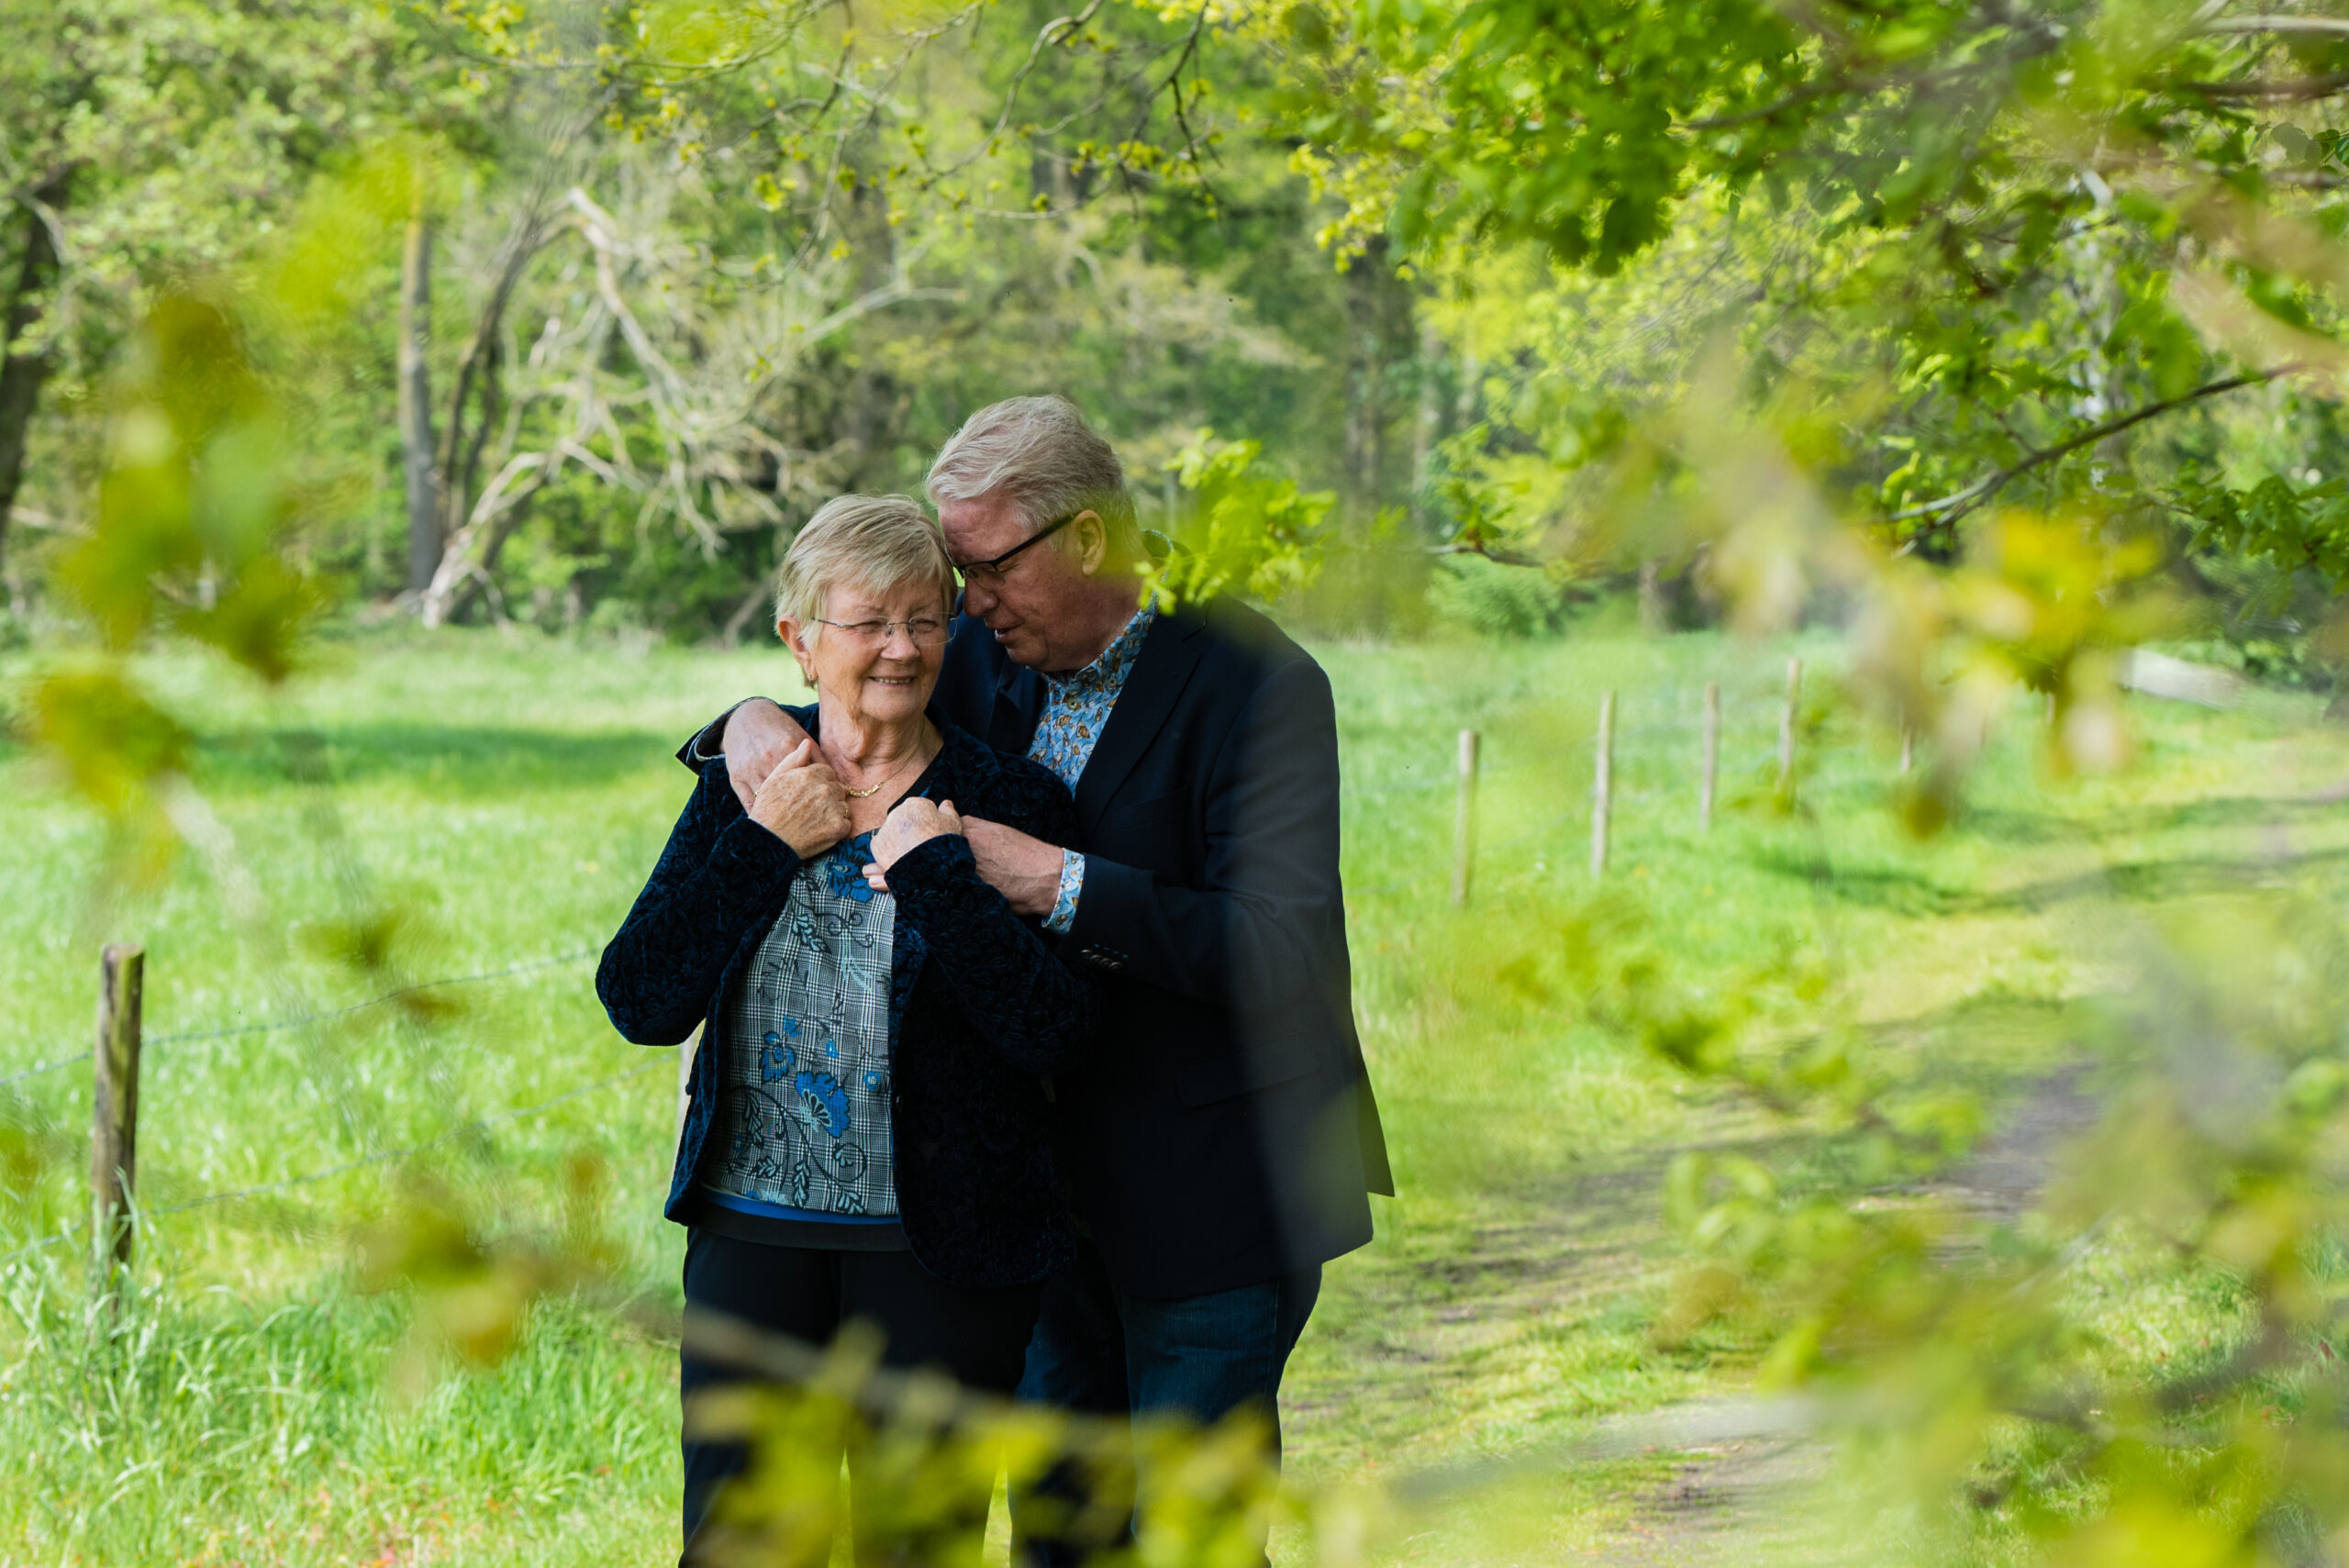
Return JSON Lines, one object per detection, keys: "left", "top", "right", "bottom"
{"left": 1676, "top": 37, "right": 2060, "bottom": 132}
{"left": 2199, "top": 15, "right": 2349, "bottom": 40}
{"left": 981, "top": 0, "right": 1108, "bottom": 150}
{"left": 0, "top": 169, "right": 72, "bottom": 575}
{"left": 1679, "top": 76, "right": 1860, "bottom": 130}
{"left": 2173, "top": 71, "right": 2349, "bottom": 101}
{"left": 1431, "top": 540, "right": 1550, "bottom": 569}
{"left": 1888, "top": 371, "right": 2287, "bottom": 525}
{"left": 432, "top": 183, "right": 563, "bottom": 547}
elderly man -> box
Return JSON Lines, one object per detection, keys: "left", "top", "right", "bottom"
{"left": 682, "top": 395, "right": 1390, "bottom": 1551}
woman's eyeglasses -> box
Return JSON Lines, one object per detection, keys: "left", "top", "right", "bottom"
{"left": 814, "top": 617, "right": 951, "bottom": 647}
{"left": 952, "top": 511, "right": 1078, "bottom": 585}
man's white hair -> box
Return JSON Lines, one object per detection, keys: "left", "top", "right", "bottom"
{"left": 926, "top": 395, "right": 1141, "bottom": 558}
{"left": 774, "top": 494, "right": 955, "bottom": 639}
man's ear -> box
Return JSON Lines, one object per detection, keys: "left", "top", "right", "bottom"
{"left": 1074, "top": 510, "right": 1108, "bottom": 576}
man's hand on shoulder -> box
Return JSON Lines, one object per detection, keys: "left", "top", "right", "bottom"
{"left": 721, "top": 699, "right": 810, "bottom": 811}
{"left": 962, "top": 817, "right": 1063, "bottom": 917}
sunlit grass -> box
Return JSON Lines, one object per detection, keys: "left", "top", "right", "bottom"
{"left": 1, "top": 626, "right": 2344, "bottom": 1563}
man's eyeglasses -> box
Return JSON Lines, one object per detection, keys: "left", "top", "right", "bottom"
{"left": 814, "top": 617, "right": 951, "bottom": 647}
{"left": 952, "top": 510, "right": 1079, "bottom": 585}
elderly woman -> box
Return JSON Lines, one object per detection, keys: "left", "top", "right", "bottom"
{"left": 596, "top": 494, "right": 1093, "bottom": 1561}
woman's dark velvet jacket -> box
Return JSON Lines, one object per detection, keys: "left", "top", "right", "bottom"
{"left": 596, "top": 712, "right": 1095, "bottom": 1290}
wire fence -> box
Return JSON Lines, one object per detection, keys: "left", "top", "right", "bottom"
{"left": 0, "top": 684, "right": 1828, "bottom": 1262}
{"left": 1335, "top": 672, "right": 1875, "bottom": 898}
{"left": 0, "top": 1051, "right": 89, "bottom": 1091}
{"left": 1337, "top": 700, "right": 1798, "bottom": 806}
{"left": 144, "top": 946, "right": 604, "bottom": 1048}
{"left": 0, "top": 944, "right": 618, "bottom": 1270}
{"left": 0, "top": 1051, "right": 661, "bottom": 1271}
{"left": 161, "top": 1054, "right": 662, "bottom": 1218}
{"left": 0, "top": 945, "right": 605, "bottom": 1095}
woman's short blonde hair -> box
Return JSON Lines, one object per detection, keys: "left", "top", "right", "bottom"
{"left": 774, "top": 494, "right": 956, "bottom": 637}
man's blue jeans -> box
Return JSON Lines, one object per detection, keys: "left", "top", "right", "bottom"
{"left": 1010, "top": 1240, "right": 1321, "bottom": 1567}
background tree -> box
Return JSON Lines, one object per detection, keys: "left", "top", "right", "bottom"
{"left": 1268, "top": 0, "right": 2349, "bottom": 647}
{"left": 0, "top": 0, "right": 464, "bottom": 582}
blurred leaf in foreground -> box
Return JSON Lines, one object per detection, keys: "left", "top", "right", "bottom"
{"left": 1649, "top": 893, "right": 2349, "bottom": 1564}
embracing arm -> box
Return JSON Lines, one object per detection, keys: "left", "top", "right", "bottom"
{"left": 675, "top": 699, "right": 813, "bottom": 812}
{"left": 596, "top": 763, "right": 802, "bottom": 1045}
{"left": 1063, "top": 656, "right": 1347, "bottom": 1022}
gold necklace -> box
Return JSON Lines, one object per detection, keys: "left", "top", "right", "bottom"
{"left": 837, "top": 740, "right": 930, "bottom": 799}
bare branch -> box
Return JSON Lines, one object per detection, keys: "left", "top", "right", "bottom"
{"left": 432, "top": 175, "right": 568, "bottom": 545}
{"left": 1431, "top": 540, "right": 1550, "bottom": 569}
{"left": 2199, "top": 15, "right": 2349, "bottom": 40}
{"left": 983, "top": 1, "right": 1110, "bottom": 150}
{"left": 2270, "top": 169, "right": 2349, "bottom": 189}
{"left": 799, "top": 279, "right": 964, "bottom": 343}
{"left": 1887, "top": 370, "right": 2286, "bottom": 525}
{"left": 1680, "top": 77, "right": 1860, "bottom": 130}
{"left": 2173, "top": 70, "right": 2349, "bottom": 100}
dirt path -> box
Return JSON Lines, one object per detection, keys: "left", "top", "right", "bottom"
{"left": 1283, "top": 1062, "right": 2101, "bottom": 1564}
{"left": 1594, "top": 1427, "right": 1831, "bottom": 1566}
{"left": 1579, "top": 1064, "right": 2102, "bottom": 1565}
{"left": 1284, "top": 1106, "right": 1782, "bottom": 1477}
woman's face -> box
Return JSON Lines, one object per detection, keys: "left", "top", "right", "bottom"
{"left": 781, "top": 579, "right": 950, "bottom": 727}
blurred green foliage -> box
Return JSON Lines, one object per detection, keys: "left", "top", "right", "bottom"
{"left": 1264, "top": 0, "right": 2349, "bottom": 678}
{"left": 1641, "top": 893, "right": 2349, "bottom": 1567}
{"left": 17, "top": 1, "right": 2349, "bottom": 1564}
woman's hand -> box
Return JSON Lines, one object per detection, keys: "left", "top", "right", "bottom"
{"left": 864, "top": 797, "right": 964, "bottom": 889}
{"left": 750, "top": 740, "right": 852, "bottom": 857}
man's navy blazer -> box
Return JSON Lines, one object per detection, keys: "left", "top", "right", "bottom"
{"left": 688, "top": 595, "right": 1392, "bottom": 1297}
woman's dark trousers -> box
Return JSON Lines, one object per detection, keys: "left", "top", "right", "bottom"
{"left": 679, "top": 1228, "right": 1041, "bottom": 1565}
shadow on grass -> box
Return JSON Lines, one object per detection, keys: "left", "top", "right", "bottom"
{"left": 193, "top": 723, "right": 682, "bottom": 795}
{"left": 1962, "top": 791, "right": 2349, "bottom": 847}
{"left": 1744, "top": 841, "right": 2349, "bottom": 916}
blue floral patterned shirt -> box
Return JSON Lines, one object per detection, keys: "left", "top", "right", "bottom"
{"left": 1030, "top": 606, "right": 1155, "bottom": 933}
{"left": 707, "top": 830, "right": 902, "bottom": 1227}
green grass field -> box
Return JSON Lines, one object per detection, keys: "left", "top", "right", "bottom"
{"left": 2, "top": 627, "right": 2343, "bottom": 1565}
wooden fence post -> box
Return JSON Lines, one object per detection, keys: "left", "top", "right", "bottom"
{"left": 1699, "top": 682, "right": 1720, "bottom": 831}
{"left": 1777, "top": 658, "right": 1802, "bottom": 797}
{"left": 93, "top": 943, "right": 143, "bottom": 1275}
{"left": 1452, "top": 728, "right": 1478, "bottom": 908}
{"left": 1591, "top": 693, "right": 1615, "bottom": 876}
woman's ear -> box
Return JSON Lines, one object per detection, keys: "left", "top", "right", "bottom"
{"left": 776, "top": 616, "right": 818, "bottom": 684}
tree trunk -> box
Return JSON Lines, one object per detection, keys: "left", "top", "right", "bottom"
{"left": 1638, "top": 558, "right": 1666, "bottom": 634}
{"left": 1410, "top": 311, "right": 1442, "bottom": 529}
{"left": 398, "top": 195, "right": 440, "bottom": 595}
{"left": 1341, "top": 287, "right": 1376, "bottom": 521}
{"left": 417, "top": 186, "right": 559, "bottom": 626}
{"left": 1341, "top": 237, "right": 1417, "bottom": 526}
{"left": 0, "top": 175, "right": 70, "bottom": 576}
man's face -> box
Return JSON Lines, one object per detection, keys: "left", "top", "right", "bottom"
{"left": 941, "top": 491, "right": 1095, "bottom": 672}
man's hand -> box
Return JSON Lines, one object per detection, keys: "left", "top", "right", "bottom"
{"left": 963, "top": 816, "right": 1063, "bottom": 917}
{"left": 748, "top": 740, "right": 852, "bottom": 858}
{"left": 721, "top": 699, "right": 812, "bottom": 811}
